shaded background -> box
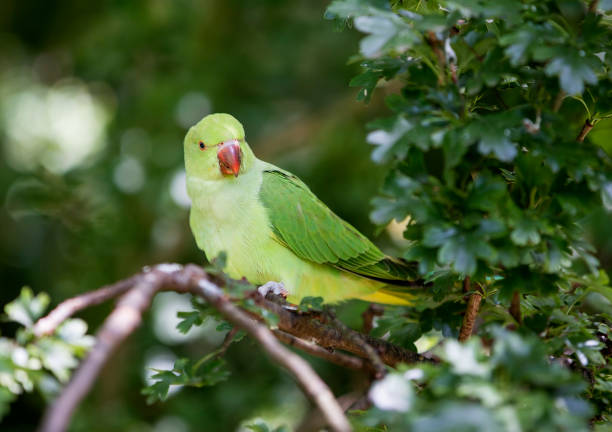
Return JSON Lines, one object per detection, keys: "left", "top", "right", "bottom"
{"left": 0, "top": 1, "right": 394, "bottom": 430}
{"left": 1, "top": 1, "right": 612, "bottom": 431}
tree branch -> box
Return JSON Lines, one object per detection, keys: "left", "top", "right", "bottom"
{"left": 459, "top": 277, "right": 482, "bottom": 342}
{"left": 33, "top": 275, "right": 140, "bottom": 337}
{"left": 362, "top": 303, "right": 384, "bottom": 334}
{"left": 509, "top": 291, "right": 522, "bottom": 324}
{"left": 38, "top": 265, "right": 352, "bottom": 432}
{"left": 253, "top": 295, "right": 423, "bottom": 366}
{"left": 328, "top": 312, "right": 387, "bottom": 378}
{"left": 272, "top": 329, "right": 366, "bottom": 371}
{"left": 576, "top": 119, "right": 594, "bottom": 143}
{"left": 552, "top": 90, "right": 566, "bottom": 112}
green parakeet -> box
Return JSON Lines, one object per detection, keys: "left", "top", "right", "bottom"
{"left": 184, "top": 113, "right": 419, "bottom": 304}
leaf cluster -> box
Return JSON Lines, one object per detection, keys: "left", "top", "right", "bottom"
{"left": 356, "top": 327, "right": 592, "bottom": 431}
{"left": 0, "top": 288, "right": 94, "bottom": 421}
{"left": 326, "top": 0, "right": 612, "bottom": 425}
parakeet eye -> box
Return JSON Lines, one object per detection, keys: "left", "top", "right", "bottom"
{"left": 199, "top": 141, "right": 206, "bottom": 150}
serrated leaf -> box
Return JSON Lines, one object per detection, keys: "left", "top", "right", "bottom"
{"left": 467, "top": 175, "right": 507, "bottom": 212}
{"left": 353, "top": 14, "right": 419, "bottom": 58}
{"left": 325, "top": 0, "right": 390, "bottom": 20}
{"left": 510, "top": 219, "right": 541, "bottom": 246}
{"left": 423, "top": 226, "right": 457, "bottom": 247}
{"left": 36, "top": 339, "right": 79, "bottom": 383}
{"left": 464, "top": 113, "right": 520, "bottom": 162}
{"left": 176, "top": 310, "right": 204, "bottom": 334}
{"left": 355, "top": 15, "right": 398, "bottom": 57}
{"left": 367, "top": 116, "right": 412, "bottom": 163}
{"left": 143, "top": 356, "right": 230, "bottom": 404}
{"left": 4, "top": 288, "right": 50, "bottom": 328}
{"left": 350, "top": 70, "right": 380, "bottom": 102}
{"left": 544, "top": 50, "right": 599, "bottom": 96}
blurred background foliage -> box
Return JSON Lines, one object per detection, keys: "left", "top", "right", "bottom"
{"left": 2, "top": 0, "right": 612, "bottom": 431}
{"left": 0, "top": 1, "right": 395, "bottom": 430}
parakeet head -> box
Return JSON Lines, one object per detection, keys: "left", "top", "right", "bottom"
{"left": 184, "top": 113, "right": 254, "bottom": 180}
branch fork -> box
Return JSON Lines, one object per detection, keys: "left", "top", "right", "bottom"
{"left": 35, "top": 264, "right": 424, "bottom": 432}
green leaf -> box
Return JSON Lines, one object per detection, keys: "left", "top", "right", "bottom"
{"left": 510, "top": 218, "right": 541, "bottom": 246}
{"left": 298, "top": 296, "right": 324, "bottom": 312}
{"left": 325, "top": 0, "right": 389, "bottom": 20}
{"left": 0, "top": 387, "right": 16, "bottom": 422}
{"left": 499, "top": 22, "right": 563, "bottom": 66}
{"left": 176, "top": 310, "right": 205, "bottom": 334}
{"left": 423, "top": 225, "right": 457, "bottom": 247}
{"left": 246, "top": 420, "right": 291, "bottom": 432}
{"left": 36, "top": 339, "right": 80, "bottom": 383}
{"left": 4, "top": 288, "right": 50, "bottom": 328}
{"left": 601, "top": 181, "right": 612, "bottom": 211}
{"left": 464, "top": 113, "right": 520, "bottom": 162}
{"left": 544, "top": 50, "right": 599, "bottom": 96}
{"left": 350, "top": 70, "right": 380, "bottom": 102}
{"left": 143, "top": 356, "right": 230, "bottom": 404}
{"left": 353, "top": 14, "right": 419, "bottom": 58}
{"left": 435, "top": 229, "right": 498, "bottom": 275}
{"left": 466, "top": 174, "right": 507, "bottom": 212}
{"left": 367, "top": 116, "right": 412, "bottom": 163}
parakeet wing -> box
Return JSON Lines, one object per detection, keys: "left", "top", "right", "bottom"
{"left": 259, "top": 170, "right": 417, "bottom": 283}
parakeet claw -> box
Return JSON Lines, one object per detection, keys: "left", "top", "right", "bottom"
{"left": 258, "top": 281, "right": 288, "bottom": 298}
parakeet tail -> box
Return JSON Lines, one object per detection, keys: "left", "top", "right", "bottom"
{"left": 357, "top": 287, "right": 414, "bottom": 306}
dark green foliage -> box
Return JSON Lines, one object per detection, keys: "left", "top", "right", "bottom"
{"left": 327, "top": 0, "right": 612, "bottom": 427}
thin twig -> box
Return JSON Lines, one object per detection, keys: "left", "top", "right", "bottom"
{"left": 218, "top": 327, "right": 240, "bottom": 356}
{"left": 33, "top": 276, "right": 140, "bottom": 337}
{"left": 576, "top": 119, "right": 594, "bottom": 142}
{"left": 459, "top": 277, "right": 482, "bottom": 342}
{"left": 298, "top": 389, "right": 370, "bottom": 432}
{"left": 328, "top": 312, "right": 386, "bottom": 378}
{"left": 553, "top": 90, "right": 566, "bottom": 112}
{"left": 273, "top": 329, "right": 365, "bottom": 371}
{"left": 427, "top": 31, "right": 446, "bottom": 85}
{"left": 509, "top": 291, "right": 522, "bottom": 324}
{"left": 362, "top": 304, "right": 384, "bottom": 334}
{"left": 462, "top": 276, "right": 471, "bottom": 294}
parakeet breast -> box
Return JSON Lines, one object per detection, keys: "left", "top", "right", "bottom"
{"left": 187, "top": 162, "right": 276, "bottom": 283}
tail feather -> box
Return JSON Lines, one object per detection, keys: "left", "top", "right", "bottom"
{"left": 358, "top": 287, "right": 415, "bottom": 306}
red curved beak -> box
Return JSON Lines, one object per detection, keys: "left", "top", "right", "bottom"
{"left": 217, "top": 140, "right": 242, "bottom": 177}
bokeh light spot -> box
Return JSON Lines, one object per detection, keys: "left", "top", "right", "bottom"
{"left": 113, "top": 156, "right": 145, "bottom": 194}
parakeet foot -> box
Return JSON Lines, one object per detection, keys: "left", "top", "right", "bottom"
{"left": 258, "top": 281, "right": 288, "bottom": 298}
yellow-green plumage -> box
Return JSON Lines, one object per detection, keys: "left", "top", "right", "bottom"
{"left": 185, "top": 113, "right": 418, "bottom": 304}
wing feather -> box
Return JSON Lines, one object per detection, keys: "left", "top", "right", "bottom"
{"left": 259, "top": 170, "right": 417, "bottom": 283}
